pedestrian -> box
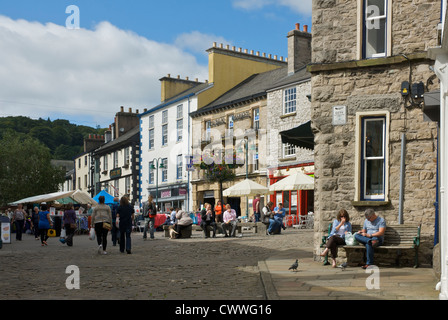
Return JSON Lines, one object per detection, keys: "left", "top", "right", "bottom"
{"left": 200, "top": 203, "right": 216, "bottom": 238}
{"left": 62, "top": 204, "right": 77, "bottom": 247}
{"left": 174, "top": 210, "right": 193, "bottom": 238}
{"left": 214, "top": 200, "right": 223, "bottom": 223}
{"left": 267, "top": 203, "right": 286, "bottom": 235}
{"left": 31, "top": 206, "right": 40, "bottom": 240}
{"left": 142, "top": 195, "right": 157, "bottom": 240}
{"left": 170, "top": 207, "right": 178, "bottom": 225}
{"left": 110, "top": 197, "right": 120, "bottom": 247}
{"left": 38, "top": 204, "right": 52, "bottom": 246}
{"left": 320, "top": 209, "right": 352, "bottom": 268}
{"left": 11, "top": 203, "right": 26, "bottom": 241}
{"left": 354, "top": 208, "right": 386, "bottom": 269}
{"left": 116, "top": 196, "right": 135, "bottom": 254}
{"left": 222, "top": 204, "right": 237, "bottom": 237}
{"left": 252, "top": 195, "right": 261, "bottom": 222}
{"left": 91, "top": 195, "right": 112, "bottom": 255}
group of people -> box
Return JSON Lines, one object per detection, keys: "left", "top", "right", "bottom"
{"left": 321, "top": 208, "right": 386, "bottom": 269}
{"left": 200, "top": 202, "right": 239, "bottom": 238}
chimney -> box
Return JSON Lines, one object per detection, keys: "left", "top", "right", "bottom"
{"left": 287, "top": 23, "right": 312, "bottom": 75}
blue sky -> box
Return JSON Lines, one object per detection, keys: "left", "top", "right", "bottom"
{"left": 0, "top": 0, "right": 312, "bottom": 127}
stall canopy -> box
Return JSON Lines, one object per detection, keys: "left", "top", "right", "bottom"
{"left": 223, "top": 179, "right": 271, "bottom": 197}
{"left": 280, "top": 120, "right": 314, "bottom": 150}
{"left": 9, "top": 190, "right": 97, "bottom": 206}
{"left": 93, "top": 190, "right": 115, "bottom": 204}
{"left": 269, "top": 171, "right": 314, "bottom": 192}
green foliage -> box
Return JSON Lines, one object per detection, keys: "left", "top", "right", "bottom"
{"left": 0, "top": 131, "right": 66, "bottom": 206}
{"left": 0, "top": 116, "right": 104, "bottom": 160}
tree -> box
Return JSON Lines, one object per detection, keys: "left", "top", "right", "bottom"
{"left": 0, "top": 131, "right": 65, "bottom": 206}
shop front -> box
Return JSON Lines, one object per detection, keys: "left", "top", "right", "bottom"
{"left": 148, "top": 183, "right": 189, "bottom": 213}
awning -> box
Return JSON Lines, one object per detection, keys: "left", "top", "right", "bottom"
{"left": 10, "top": 191, "right": 76, "bottom": 205}
{"left": 269, "top": 171, "right": 314, "bottom": 192}
{"left": 280, "top": 121, "right": 314, "bottom": 150}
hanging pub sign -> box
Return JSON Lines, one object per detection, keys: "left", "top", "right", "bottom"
{"left": 110, "top": 168, "right": 122, "bottom": 179}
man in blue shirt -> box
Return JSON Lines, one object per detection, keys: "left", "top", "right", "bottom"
{"left": 355, "top": 208, "right": 386, "bottom": 269}
{"left": 267, "top": 203, "right": 286, "bottom": 235}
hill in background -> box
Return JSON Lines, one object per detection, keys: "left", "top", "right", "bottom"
{"left": 0, "top": 116, "right": 105, "bottom": 160}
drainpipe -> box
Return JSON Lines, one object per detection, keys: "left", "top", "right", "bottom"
{"left": 398, "top": 133, "right": 406, "bottom": 225}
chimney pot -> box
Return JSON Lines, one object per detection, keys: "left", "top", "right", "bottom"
{"left": 304, "top": 25, "right": 308, "bottom": 33}
{"left": 120, "top": 106, "right": 124, "bottom": 112}
{"left": 129, "top": 108, "right": 132, "bottom": 113}
{"left": 295, "top": 23, "right": 300, "bottom": 31}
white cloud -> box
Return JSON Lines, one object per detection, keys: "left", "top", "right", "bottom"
{"left": 232, "top": 0, "right": 312, "bottom": 15}
{"left": 0, "top": 15, "right": 208, "bottom": 127}
{"left": 174, "top": 31, "right": 231, "bottom": 56}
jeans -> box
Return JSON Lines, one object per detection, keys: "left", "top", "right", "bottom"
{"left": 254, "top": 213, "right": 260, "bottom": 222}
{"left": 354, "top": 234, "right": 383, "bottom": 265}
{"left": 201, "top": 221, "right": 216, "bottom": 237}
{"left": 111, "top": 222, "right": 120, "bottom": 246}
{"left": 267, "top": 218, "right": 282, "bottom": 234}
{"left": 119, "top": 225, "right": 132, "bottom": 252}
{"left": 63, "top": 224, "right": 75, "bottom": 246}
{"left": 143, "top": 217, "right": 155, "bottom": 239}
{"left": 14, "top": 220, "right": 24, "bottom": 240}
{"left": 94, "top": 222, "right": 109, "bottom": 251}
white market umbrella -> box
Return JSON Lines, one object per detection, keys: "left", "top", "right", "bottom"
{"left": 9, "top": 190, "right": 76, "bottom": 205}
{"left": 223, "top": 179, "right": 271, "bottom": 197}
{"left": 70, "top": 190, "right": 98, "bottom": 205}
{"left": 269, "top": 171, "right": 314, "bottom": 192}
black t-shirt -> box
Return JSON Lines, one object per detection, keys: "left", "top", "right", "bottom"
{"left": 117, "top": 205, "right": 135, "bottom": 227}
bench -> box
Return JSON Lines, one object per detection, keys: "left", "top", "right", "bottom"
{"left": 163, "top": 222, "right": 263, "bottom": 238}
{"left": 320, "top": 223, "right": 421, "bottom": 268}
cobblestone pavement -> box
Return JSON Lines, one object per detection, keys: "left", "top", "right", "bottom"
{"left": 0, "top": 228, "right": 312, "bottom": 300}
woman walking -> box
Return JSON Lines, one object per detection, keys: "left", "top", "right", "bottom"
{"left": 62, "top": 204, "right": 77, "bottom": 246}
{"left": 91, "top": 195, "right": 112, "bottom": 255}
{"left": 38, "top": 204, "right": 52, "bottom": 246}
{"left": 116, "top": 196, "right": 135, "bottom": 254}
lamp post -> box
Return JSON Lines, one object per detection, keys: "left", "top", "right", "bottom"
{"left": 150, "top": 158, "right": 164, "bottom": 213}
{"left": 237, "top": 138, "right": 257, "bottom": 217}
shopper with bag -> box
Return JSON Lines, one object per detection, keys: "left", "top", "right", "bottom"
{"left": 142, "top": 195, "right": 157, "bottom": 240}
{"left": 320, "top": 209, "right": 352, "bottom": 268}
{"left": 38, "top": 204, "right": 52, "bottom": 246}
{"left": 116, "top": 196, "right": 135, "bottom": 254}
{"left": 91, "top": 195, "right": 112, "bottom": 255}
{"left": 62, "top": 204, "right": 77, "bottom": 246}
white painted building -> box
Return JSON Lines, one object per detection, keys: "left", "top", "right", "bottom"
{"left": 139, "top": 77, "right": 211, "bottom": 212}
{"left": 428, "top": 0, "right": 448, "bottom": 300}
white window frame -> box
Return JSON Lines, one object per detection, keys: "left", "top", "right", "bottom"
{"left": 283, "top": 143, "right": 296, "bottom": 158}
{"left": 162, "top": 158, "right": 168, "bottom": 182}
{"left": 177, "top": 154, "right": 183, "bottom": 180}
{"left": 284, "top": 87, "right": 297, "bottom": 115}
{"left": 354, "top": 111, "right": 390, "bottom": 202}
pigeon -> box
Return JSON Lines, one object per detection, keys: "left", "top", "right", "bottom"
{"left": 288, "top": 259, "right": 299, "bottom": 272}
{"left": 337, "top": 262, "right": 347, "bottom": 271}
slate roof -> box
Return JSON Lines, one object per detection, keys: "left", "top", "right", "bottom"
{"left": 191, "top": 65, "right": 310, "bottom": 117}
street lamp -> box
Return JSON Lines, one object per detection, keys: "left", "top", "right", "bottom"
{"left": 150, "top": 158, "right": 165, "bottom": 212}
{"left": 237, "top": 138, "right": 257, "bottom": 217}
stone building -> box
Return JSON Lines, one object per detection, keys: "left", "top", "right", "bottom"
{"left": 266, "top": 23, "right": 314, "bottom": 215}
{"left": 308, "top": 0, "right": 440, "bottom": 266}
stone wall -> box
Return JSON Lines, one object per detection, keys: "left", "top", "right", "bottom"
{"left": 267, "top": 80, "right": 314, "bottom": 166}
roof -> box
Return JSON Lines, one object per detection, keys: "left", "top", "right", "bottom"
{"left": 94, "top": 126, "right": 140, "bottom": 155}
{"left": 140, "top": 82, "right": 212, "bottom": 118}
{"left": 191, "top": 65, "right": 311, "bottom": 117}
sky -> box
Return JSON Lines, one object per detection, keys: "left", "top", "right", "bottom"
{"left": 0, "top": 0, "right": 312, "bottom": 128}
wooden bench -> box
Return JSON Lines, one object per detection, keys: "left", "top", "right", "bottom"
{"left": 320, "top": 223, "right": 421, "bottom": 268}
{"left": 163, "top": 222, "right": 263, "bottom": 238}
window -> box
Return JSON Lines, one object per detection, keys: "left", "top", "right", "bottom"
{"left": 148, "top": 129, "right": 154, "bottom": 149}
{"left": 362, "top": 0, "right": 388, "bottom": 58}
{"left": 253, "top": 108, "right": 260, "bottom": 130}
{"left": 162, "top": 110, "right": 168, "bottom": 124}
{"left": 124, "top": 147, "right": 130, "bottom": 165}
{"left": 162, "top": 125, "right": 168, "bottom": 146}
{"left": 283, "top": 143, "right": 296, "bottom": 158}
{"left": 177, "top": 155, "right": 183, "bottom": 180}
{"left": 149, "top": 163, "right": 154, "bottom": 184}
{"left": 113, "top": 151, "right": 118, "bottom": 168}
{"left": 103, "top": 156, "right": 108, "bottom": 171}
{"left": 125, "top": 176, "right": 130, "bottom": 195}
{"left": 177, "top": 104, "right": 183, "bottom": 119}
{"left": 228, "top": 115, "right": 234, "bottom": 137}
{"left": 205, "top": 120, "right": 212, "bottom": 141}
{"left": 177, "top": 119, "right": 183, "bottom": 142}
{"left": 149, "top": 115, "right": 154, "bottom": 129}
{"left": 361, "top": 117, "right": 386, "bottom": 200}
{"left": 162, "top": 158, "right": 168, "bottom": 182}
{"left": 284, "top": 87, "right": 297, "bottom": 114}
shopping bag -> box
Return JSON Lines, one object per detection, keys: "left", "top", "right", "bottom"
{"left": 60, "top": 228, "right": 66, "bottom": 239}
{"left": 47, "top": 229, "right": 56, "bottom": 237}
{"left": 89, "top": 227, "right": 95, "bottom": 241}
{"left": 345, "top": 232, "right": 358, "bottom": 246}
